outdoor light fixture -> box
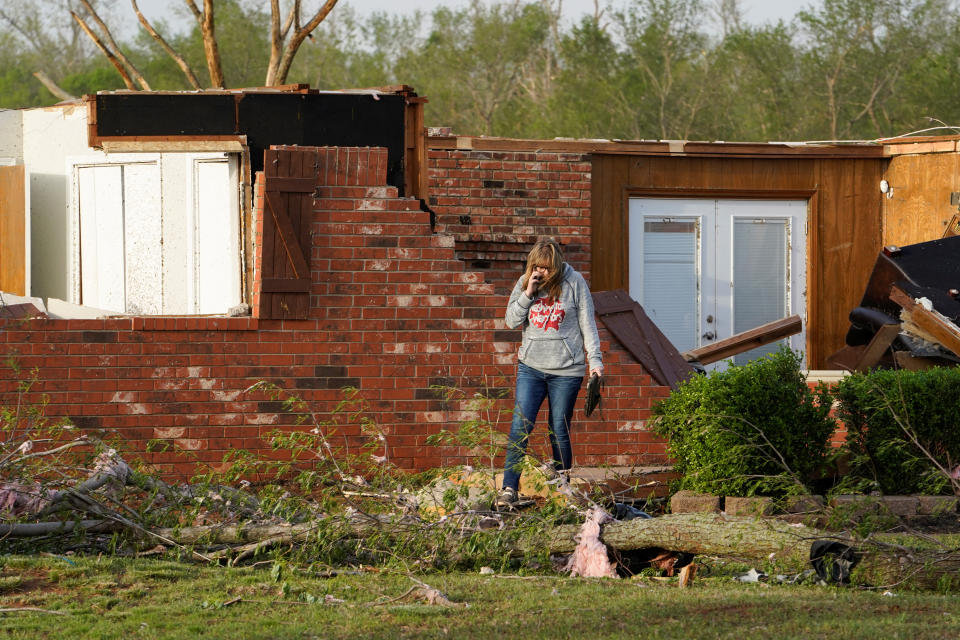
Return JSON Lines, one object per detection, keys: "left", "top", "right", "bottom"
{"left": 880, "top": 179, "right": 894, "bottom": 198}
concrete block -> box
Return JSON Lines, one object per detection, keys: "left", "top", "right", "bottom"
{"left": 670, "top": 490, "right": 721, "bottom": 514}
{"left": 725, "top": 496, "right": 774, "bottom": 516}
{"left": 830, "top": 495, "right": 882, "bottom": 519}
{"left": 917, "top": 495, "right": 959, "bottom": 516}
{"left": 784, "top": 495, "right": 825, "bottom": 513}
{"left": 879, "top": 495, "right": 919, "bottom": 518}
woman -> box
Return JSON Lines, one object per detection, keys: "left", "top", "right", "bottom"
{"left": 496, "top": 238, "right": 603, "bottom": 508}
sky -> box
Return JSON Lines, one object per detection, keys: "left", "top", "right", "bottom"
{"left": 133, "top": 0, "right": 820, "bottom": 33}
{"left": 346, "top": 0, "right": 817, "bottom": 26}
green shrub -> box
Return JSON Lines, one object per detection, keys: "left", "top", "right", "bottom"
{"left": 652, "top": 347, "right": 835, "bottom": 497}
{"left": 834, "top": 367, "right": 960, "bottom": 495}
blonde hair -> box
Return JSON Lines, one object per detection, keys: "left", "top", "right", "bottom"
{"left": 521, "top": 238, "right": 565, "bottom": 299}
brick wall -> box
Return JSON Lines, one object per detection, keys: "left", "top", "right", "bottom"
{"left": 427, "top": 148, "right": 592, "bottom": 297}
{"left": 0, "top": 145, "right": 670, "bottom": 479}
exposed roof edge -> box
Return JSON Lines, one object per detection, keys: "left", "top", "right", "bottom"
{"left": 427, "top": 135, "right": 887, "bottom": 158}
{"left": 87, "top": 84, "right": 418, "bottom": 98}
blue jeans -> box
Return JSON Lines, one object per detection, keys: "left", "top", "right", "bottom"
{"left": 502, "top": 363, "right": 584, "bottom": 491}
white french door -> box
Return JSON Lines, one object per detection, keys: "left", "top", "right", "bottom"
{"left": 628, "top": 198, "right": 806, "bottom": 368}
{"left": 77, "top": 161, "right": 162, "bottom": 314}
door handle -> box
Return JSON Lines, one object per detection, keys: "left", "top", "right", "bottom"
{"left": 702, "top": 331, "right": 715, "bottom": 340}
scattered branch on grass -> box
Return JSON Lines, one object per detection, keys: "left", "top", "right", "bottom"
{"left": 3, "top": 364, "right": 958, "bottom": 591}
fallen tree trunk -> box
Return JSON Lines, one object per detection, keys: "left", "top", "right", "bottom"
{"left": 5, "top": 507, "right": 957, "bottom": 589}
{"left": 530, "top": 513, "right": 960, "bottom": 589}
{"left": 0, "top": 519, "right": 120, "bottom": 537}
{"left": 152, "top": 512, "right": 959, "bottom": 589}
{"left": 529, "top": 512, "right": 819, "bottom": 566}
{"left": 152, "top": 513, "right": 420, "bottom": 545}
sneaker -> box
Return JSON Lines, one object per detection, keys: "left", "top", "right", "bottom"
{"left": 495, "top": 487, "right": 519, "bottom": 509}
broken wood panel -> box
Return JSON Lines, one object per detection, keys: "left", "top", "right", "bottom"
{"left": 890, "top": 285, "right": 960, "bottom": 358}
{"left": 852, "top": 323, "right": 901, "bottom": 372}
{"left": 596, "top": 294, "right": 666, "bottom": 386}
{"left": 683, "top": 315, "right": 802, "bottom": 365}
{"left": 943, "top": 213, "right": 960, "bottom": 238}
{"left": 593, "top": 289, "right": 695, "bottom": 390}
{"left": 882, "top": 152, "right": 960, "bottom": 246}
{"left": 826, "top": 345, "right": 867, "bottom": 371}
{"left": 892, "top": 351, "right": 942, "bottom": 371}
{"left": 0, "top": 165, "right": 26, "bottom": 296}
{"left": 828, "top": 323, "right": 900, "bottom": 373}
{"left": 632, "top": 305, "right": 683, "bottom": 385}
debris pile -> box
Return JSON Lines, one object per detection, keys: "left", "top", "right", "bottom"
{"left": 829, "top": 235, "right": 960, "bottom": 371}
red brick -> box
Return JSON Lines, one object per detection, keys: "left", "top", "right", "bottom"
{"left": 0, "top": 146, "right": 669, "bottom": 479}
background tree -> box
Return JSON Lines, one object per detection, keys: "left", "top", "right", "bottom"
{"left": 395, "top": 3, "right": 556, "bottom": 137}
{"left": 796, "top": 0, "right": 948, "bottom": 140}
{"left": 550, "top": 13, "right": 633, "bottom": 138}
{"left": 66, "top": 0, "right": 339, "bottom": 90}
{"left": 614, "top": 0, "right": 715, "bottom": 140}
{"left": 701, "top": 22, "right": 806, "bottom": 141}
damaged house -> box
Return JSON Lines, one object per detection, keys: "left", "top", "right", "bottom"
{"left": 1, "top": 86, "right": 959, "bottom": 476}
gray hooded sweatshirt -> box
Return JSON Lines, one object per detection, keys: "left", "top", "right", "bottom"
{"left": 505, "top": 263, "right": 603, "bottom": 377}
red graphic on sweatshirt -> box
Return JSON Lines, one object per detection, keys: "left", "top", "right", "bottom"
{"left": 529, "top": 297, "right": 566, "bottom": 330}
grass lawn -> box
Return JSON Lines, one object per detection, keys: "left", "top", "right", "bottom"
{"left": 1, "top": 555, "right": 958, "bottom": 639}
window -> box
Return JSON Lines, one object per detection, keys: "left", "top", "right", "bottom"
{"left": 629, "top": 198, "right": 806, "bottom": 368}
{"left": 70, "top": 153, "right": 241, "bottom": 315}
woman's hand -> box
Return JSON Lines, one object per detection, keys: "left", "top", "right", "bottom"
{"left": 525, "top": 271, "right": 544, "bottom": 298}
{"left": 590, "top": 368, "right": 603, "bottom": 379}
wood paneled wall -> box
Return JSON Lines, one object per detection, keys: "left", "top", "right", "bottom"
{"left": 591, "top": 154, "right": 887, "bottom": 368}
{"left": 0, "top": 165, "right": 25, "bottom": 296}
{"left": 882, "top": 152, "right": 960, "bottom": 246}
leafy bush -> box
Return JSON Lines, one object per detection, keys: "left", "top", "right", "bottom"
{"left": 652, "top": 348, "right": 835, "bottom": 497}
{"left": 834, "top": 367, "right": 960, "bottom": 495}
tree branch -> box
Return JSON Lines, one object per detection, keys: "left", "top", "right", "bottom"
{"left": 282, "top": 0, "right": 301, "bottom": 40}
{"left": 31, "top": 71, "right": 76, "bottom": 102}
{"left": 266, "top": 0, "right": 283, "bottom": 86}
{"left": 78, "top": 0, "right": 151, "bottom": 90}
{"left": 182, "top": 0, "right": 202, "bottom": 22}
{"left": 131, "top": 0, "right": 202, "bottom": 89}
{"left": 70, "top": 11, "right": 136, "bottom": 90}
{"left": 184, "top": 0, "right": 224, "bottom": 87}
{"left": 203, "top": 0, "right": 225, "bottom": 87}
{"left": 272, "top": 0, "right": 339, "bottom": 86}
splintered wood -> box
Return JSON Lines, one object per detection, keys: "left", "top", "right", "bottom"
{"left": 890, "top": 285, "right": 960, "bottom": 358}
